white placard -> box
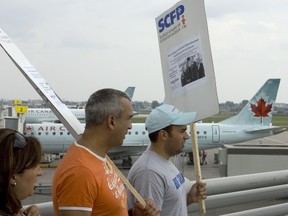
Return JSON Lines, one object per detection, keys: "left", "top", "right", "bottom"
{"left": 156, "top": 0, "right": 219, "bottom": 120}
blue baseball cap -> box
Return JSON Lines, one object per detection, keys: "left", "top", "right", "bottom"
{"left": 145, "top": 104, "right": 197, "bottom": 134}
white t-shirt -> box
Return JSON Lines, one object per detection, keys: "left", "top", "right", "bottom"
{"left": 127, "top": 149, "right": 188, "bottom": 216}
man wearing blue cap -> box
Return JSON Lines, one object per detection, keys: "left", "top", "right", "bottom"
{"left": 127, "top": 104, "right": 207, "bottom": 216}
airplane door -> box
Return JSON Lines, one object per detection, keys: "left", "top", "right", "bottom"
{"left": 212, "top": 125, "right": 220, "bottom": 143}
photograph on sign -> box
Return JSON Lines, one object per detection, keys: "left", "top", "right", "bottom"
{"left": 167, "top": 36, "right": 206, "bottom": 97}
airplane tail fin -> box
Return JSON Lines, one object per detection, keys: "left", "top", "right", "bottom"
{"left": 125, "top": 87, "right": 135, "bottom": 100}
{"left": 220, "top": 79, "right": 280, "bottom": 126}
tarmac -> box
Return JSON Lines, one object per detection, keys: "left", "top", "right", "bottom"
{"left": 23, "top": 131, "right": 288, "bottom": 215}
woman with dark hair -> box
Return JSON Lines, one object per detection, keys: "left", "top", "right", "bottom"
{"left": 0, "top": 128, "right": 43, "bottom": 216}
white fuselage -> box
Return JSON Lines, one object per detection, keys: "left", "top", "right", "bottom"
{"left": 24, "top": 122, "right": 275, "bottom": 155}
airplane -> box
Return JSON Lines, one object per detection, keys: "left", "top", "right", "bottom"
{"left": 24, "top": 79, "right": 287, "bottom": 167}
{"left": 24, "top": 86, "right": 136, "bottom": 123}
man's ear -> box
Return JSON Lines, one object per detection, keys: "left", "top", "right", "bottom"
{"left": 159, "top": 130, "right": 169, "bottom": 141}
{"left": 107, "top": 115, "right": 115, "bottom": 130}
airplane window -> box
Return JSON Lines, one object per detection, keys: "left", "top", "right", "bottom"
{"left": 53, "top": 132, "right": 56, "bottom": 135}
{"left": 31, "top": 132, "right": 34, "bottom": 136}
{"left": 128, "top": 131, "right": 131, "bottom": 135}
{"left": 38, "top": 132, "right": 41, "bottom": 136}
{"left": 135, "top": 131, "right": 138, "bottom": 135}
{"left": 197, "top": 131, "right": 200, "bottom": 134}
{"left": 46, "top": 132, "right": 49, "bottom": 135}
{"left": 60, "top": 132, "right": 63, "bottom": 135}
{"left": 142, "top": 131, "right": 145, "bottom": 135}
{"left": 204, "top": 131, "right": 207, "bottom": 135}
{"left": 67, "top": 132, "right": 70, "bottom": 135}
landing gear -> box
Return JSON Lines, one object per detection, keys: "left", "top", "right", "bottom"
{"left": 214, "top": 153, "right": 219, "bottom": 164}
{"left": 122, "top": 156, "right": 132, "bottom": 169}
{"left": 187, "top": 152, "right": 194, "bottom": 165}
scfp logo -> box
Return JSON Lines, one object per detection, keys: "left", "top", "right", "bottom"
{"left": 158, "top": 5, "right": 185, "bottom": 33}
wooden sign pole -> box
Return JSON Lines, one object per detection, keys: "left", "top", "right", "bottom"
{"left": 191, "top": 123, "right": 206, "bottom": 215}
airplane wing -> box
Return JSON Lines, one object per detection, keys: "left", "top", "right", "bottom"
{"left": 244, "top": 126, "right": 288, "bottom": 135}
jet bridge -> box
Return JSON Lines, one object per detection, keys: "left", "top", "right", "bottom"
{"left": 218, "top": 144, "right": 288, "bottom": 177}
{"left": 0, "top": 105, "right": 25, "bottom": 132}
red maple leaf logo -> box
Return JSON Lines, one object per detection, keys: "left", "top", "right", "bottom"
{"left": 25, "top": 126, "right": 34, "bottom": 132}
{"left": 250, "top": 98, "right": 272, "bottom": 117}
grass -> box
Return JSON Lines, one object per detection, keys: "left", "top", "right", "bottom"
{"left": 270, "top": 115, "right": 288, "bottom": 126}
{"left": 131, "top": 117, "right": 146, "bottom": 123}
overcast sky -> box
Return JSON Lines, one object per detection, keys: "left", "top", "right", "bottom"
{"left": 0, "top": 0, "right": 287, "bottom": 104}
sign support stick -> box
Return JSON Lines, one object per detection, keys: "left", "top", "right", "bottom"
{"left": 191, "top": 122, "right": 206, "bottom": 215}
